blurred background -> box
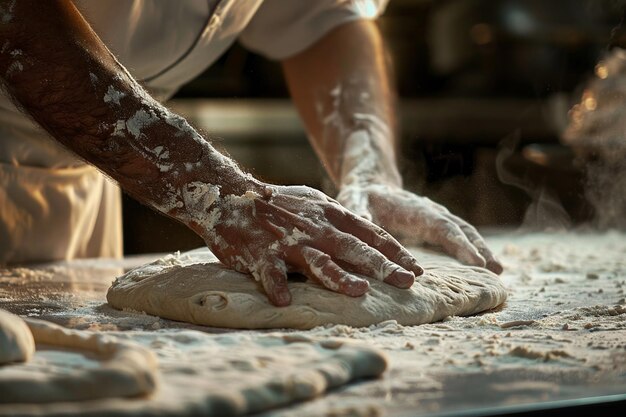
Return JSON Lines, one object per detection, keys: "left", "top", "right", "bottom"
{"left": 123, "top": 0, "right": 626, "bottom": 255}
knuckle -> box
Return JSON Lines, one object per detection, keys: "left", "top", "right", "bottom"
{"left": 463, "top": 223, "right": 480, "bottom": 236}
{"left": 302, "top": 247, "right": 330, "bottom": 268}
{"left": 433, "top": 218, "right": 454, "bottom": 234}
{"left": 444, "top": 229, "right": 467, "bottom": 247}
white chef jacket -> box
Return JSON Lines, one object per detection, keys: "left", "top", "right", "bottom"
{"left": 0, "top": 0, "right": 387, "bottom": 264}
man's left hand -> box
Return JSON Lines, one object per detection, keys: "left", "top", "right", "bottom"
{"left": 337, "top": 183, "right": 503, "bottom": 274}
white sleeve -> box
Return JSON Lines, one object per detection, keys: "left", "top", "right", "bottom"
{"left": 239, "top": 0, "right": 389, "bottom": 60}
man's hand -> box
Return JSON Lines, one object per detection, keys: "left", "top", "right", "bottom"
{"left": 0, "top": 2, "right": 423, "bottom": 307}
{"left": 190, "top": 183, "right": 423, "bottom": 307}
{"left": 337, "top": 184, "right": 503, "bottom": 274}
{"left": 282, "top": 20, "right": 503, "bottom": 274}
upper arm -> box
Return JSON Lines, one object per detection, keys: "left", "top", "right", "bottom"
{"left": 239, "top": 0, "right": 388, "bottom": 61}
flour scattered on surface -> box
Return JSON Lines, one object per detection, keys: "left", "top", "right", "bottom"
{"left": 1, "top": 232, "right": 625, "bottom": 416}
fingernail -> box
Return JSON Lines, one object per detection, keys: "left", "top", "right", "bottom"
{"left": 461, "top": 249, "right": 486, "bottom": 267}
{"left": 272, "top": 289, "right": 292, "bottom": 307}
{"left": 384, "top": 268, "right": 415, "bottom": 289}
{"left": 402, "top": 256, "right": 424, "bottom": 276}
{"left": 487, "top": 258, "right": 504, "bottom": 275}
{"left": 345, "top": 278, "right": 370, "bottom": 297}
{"left": 411, "top": 261, "right": 424, "bottom": 276}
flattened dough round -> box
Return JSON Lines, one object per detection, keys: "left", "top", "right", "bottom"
{"left": 107, "top": 248, "right": 507, "bottom": 329}
{"left": 0, "top": 309, "right": 35, "bottom": 365}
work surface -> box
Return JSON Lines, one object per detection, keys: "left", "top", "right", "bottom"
{"left": 1, "top": 231, "right": 625, "bottom": 416}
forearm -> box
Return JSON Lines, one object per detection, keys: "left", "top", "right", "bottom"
{"left": 281, "top": 20, "right": 502, "bottom": 273}
{"left": 282, "top": 20, "right": 402, "bottom": 189}
{"left": 0, "top": 0, "right": 259, "bottom": 233}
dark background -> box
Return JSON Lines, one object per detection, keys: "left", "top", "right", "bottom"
{"left": 123, "top": 0, "right": 626, "bottom": 255}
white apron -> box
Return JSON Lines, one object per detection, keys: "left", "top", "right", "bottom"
{"left": 0, "top": 0, "right": 386, "bottom": 264}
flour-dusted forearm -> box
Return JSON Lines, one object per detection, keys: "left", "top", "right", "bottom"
{"left": 282, "top": 20, "right": 503, "bottom": 274}
{"left": 282, "top": 20, "right": 401, "bottom": 190}
{"left": 0, "top": 0, "right": 259, "bottom": 220}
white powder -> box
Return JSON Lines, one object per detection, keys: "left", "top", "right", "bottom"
{"left": 184, "top": 161, "right": 203, "bottom": 172}
{"left": 302, "top": 248, "right": 339, "bottom": 291}
{"left": 111, "top": 120, "right": 126, "bottom": 137}
{"left": 163, "top": 113, "right": 189, "bottom": 135}
{"left": 103, "top": 85, "right": 126, "bottom": 106}
{"left": 353, "top": 113, "right": 390, "bottom": 136}
{"left": 268, "top": 227, "right": 312, "bottom": 253}
{"left": 182, "top": 182, "right": 220, "bottom": 212}
{"left": 158, "top": 163, "right": 173, "bottom": 173}
{"left": 148, "top": 145, "right": 173, "bottom": 172}
{"left": 283, "top": 228, "right": 311, "bottom": 246}
{"left": 200, "top": 208, "right": 223, "bottom": 231}
{"left": 243, "top": 190, "right": 261, "bottom": 200}
{"left": 126, "top": 109, "right": 158, "bottom": 139}
{"left": 337, "top": 129, "right": 381, "bottom": 196}
{"left": 154, "top": 251, "right": 190, "bottom": 267}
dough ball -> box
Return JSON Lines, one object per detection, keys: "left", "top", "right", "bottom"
{"left": 0, "top": 309, "right": 35, "bottom": 365}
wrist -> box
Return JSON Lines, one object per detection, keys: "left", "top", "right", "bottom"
{"left": 133, "top": 114, "right": 265, "bottom": 229}
{"left": 336, "top": 128, "right": 403, "bottom": 190}
{"left": 167, "top": 171, "right": 265, "bottom": 239}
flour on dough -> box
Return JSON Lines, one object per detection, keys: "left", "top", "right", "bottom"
{"left": 107, "top": 248, "right": 507, "bottom": 329}
{"left": 0, "top": 317, "right": 158, "bottom": 404}
{"left": 0, "top": 309, "right": 35, "bottom": 365}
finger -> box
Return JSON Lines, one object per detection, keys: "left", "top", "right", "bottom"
{"left": 458, "top": 227, "right": 502, "bottom": 274}
{"left": 325, "top": 207, "right": 423, "bottom": 277}
{"left": 315, "top": 231, "right": 415, "bottom": 289}
{"left": 251, "top": 260, "right": 292, "bottom": 307}
{"left": 444, "top": 213, "right": 504, "bottom": 274}
{"left": 428, "top": 219, "right": 487, "bottom": 268}
{"left": 291, "top": 247, "right": 369, "bottom": 297}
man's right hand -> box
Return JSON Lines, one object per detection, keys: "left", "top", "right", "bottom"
{"left": 190, "top": 183, "right": 423, "bottom": 307}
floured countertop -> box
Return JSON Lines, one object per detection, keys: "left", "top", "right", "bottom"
{"left": 1, "top": 231, "right": 625, "bottom": 416}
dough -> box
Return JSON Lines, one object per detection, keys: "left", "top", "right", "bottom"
{"left": 0, "top": 309, "right": 35, "bottom": 365}
{"left": 107, "top": 248, "right": 507, "bottom": 329}
{"left": 1, "top": 331, "right": 387, "bottom": 416}
{"left": 0, "top": 317, "right": 158, "bottom": 404}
